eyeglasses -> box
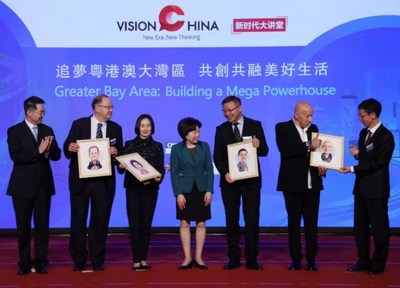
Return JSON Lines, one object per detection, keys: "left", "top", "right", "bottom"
{"left": 30, "top": 109, "right": 45, "bottom": 116}
{"left": 98, "top": 105, "right": 114, "bottom": 110}
{"left": 222, "top": 105, "right": 240, "bottom": 114}
{"left": 358, "top": 113, "right": 369, "bottom": 119}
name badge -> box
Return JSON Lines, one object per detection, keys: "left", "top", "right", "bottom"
{"left": 366, "top": 143, "right": 374, "bottom": 152}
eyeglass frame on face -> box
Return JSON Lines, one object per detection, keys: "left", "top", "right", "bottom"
{"left": 358, "top": 113, "right": 369, "bottom": 119}
{"left": 222, "top": 105, "right": 240, "bottom": 114}
{"left": 30, "top": 109, "right": 45, "bottom": 116}
{"left": 97, "top": 105, "right": 114, "bottom": 110}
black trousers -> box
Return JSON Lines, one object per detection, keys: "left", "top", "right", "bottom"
{"left": 354, "top": 194, "right": 389, "bottom": 271}
{"left": 69, "top": 179, "right": 114, "bottom": 268}
{"left": 126, "top": 186, "right": 158, "bottom": 263}
{"left": 283, "top": 190, "right": 320, "bottom": 263}
{"left": 221, "top": 182, "right": 260, "bottom": 264}
{"left": 12, "top": 188, "right": 51, "bottom": 270}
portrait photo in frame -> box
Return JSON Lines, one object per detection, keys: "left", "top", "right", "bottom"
{"left": 116, "top": 152, "right": 161, "bottom": 182}
{"left": 310, "top": 132, "right": 344, "bottom": 170}
{"left": 227, "top": 141, "right": 259, "bottom": 181}
{"left": 77, "top": 138, "right": 112, "bottom": 178}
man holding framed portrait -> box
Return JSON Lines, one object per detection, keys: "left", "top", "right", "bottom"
{"left": 275, "top": 101, "right": 327, "bottom": 272}
{"left": 213, "top": 95, "right": 269, "bottom": 271}
{"left": 63, "top": 94, "right": 123, "bottom": 272}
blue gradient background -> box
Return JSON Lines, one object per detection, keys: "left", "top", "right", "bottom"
{"left": 1, "top": 3, "right": 399, "bottom": 228}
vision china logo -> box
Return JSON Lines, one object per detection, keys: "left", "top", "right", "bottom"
{"left": 117, "top": 5, "right": 219, "bottom": 32}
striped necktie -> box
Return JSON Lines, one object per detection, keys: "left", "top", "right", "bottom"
{"left": 96, "top": 123, "right": 103, "bottom": 139}
{"left": 233, "top": 122, "right": 241, "bottom": 142}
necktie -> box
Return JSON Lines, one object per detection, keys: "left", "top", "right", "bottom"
{"left": 32, "top": 126, "right": 38, "bottom": 141}
{"left": 365, "top": 130, "right": 372, "bottom": 145}
{"left": 233, "top": 122, "right": 241, "bottom": 142}
{"left": 96, "top": 123, "right": 103, "bottom": 139}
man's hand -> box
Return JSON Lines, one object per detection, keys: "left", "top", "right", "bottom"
{"left": 68, "top": 142, "right": 79, "bottom": 153}
{"left": 252, "top": 135, "right": 260, "bottom": 148}
{"left": 310, "top": 134, "right": 322, "bottom": 151}
{"left": 225, "top": 173, "right": 235, "bottom": 184}
{"left": 339, "top": 167, "right": 351, "bottom": 174}
{"left": 39, "top": 136, "right": 53, "bottom": 154}
{"left": 349, "top": 145, "right": 359, "bottom": 157}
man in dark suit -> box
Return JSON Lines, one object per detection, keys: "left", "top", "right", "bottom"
{"left": 7, "top": 96, "right": 61, "bottom": 275}
{"left": 213, "top": 95, "right": 269, "bottom": 270}
{"left": 64, "top": 94, "right": 123, "bottom": 271}
{"left": 341, "top": 98, "right": 394, "bottom": 275}
{"left": 275, "top": 101, "right": 326, "bottom": 272}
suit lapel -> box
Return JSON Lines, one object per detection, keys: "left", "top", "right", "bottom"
{"left": 289, "top": 121, "right": 304, "bottom": 143}
{"left": 22, "top": 121, "right": 38, "bottom": 145}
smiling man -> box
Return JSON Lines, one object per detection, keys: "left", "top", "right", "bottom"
{"left": 213, "top": 95, "right": 269, "bottom": 270}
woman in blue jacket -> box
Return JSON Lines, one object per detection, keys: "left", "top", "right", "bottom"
{"left": 170, "top": 117, "right": 214, "bottom": 270}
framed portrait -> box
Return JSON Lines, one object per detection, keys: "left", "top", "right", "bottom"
{"left": 227, "top": 141, "right": 259, "bottom": 181}
{"left": 310, "top": 133, "right": 344, "bottom": 170}
{"left": 77, "top": 138, "right": 112, "bottom": 178}
{"left": 116, "top": 152, "right": 161, "bottom": 182}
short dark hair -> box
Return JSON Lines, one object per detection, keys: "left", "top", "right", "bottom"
{"left": 238, "top": 148, "right": 248, "bottom": 156}
{"left": 358, "top": 98, "right": 382, "bottom": 117}
{"left": 177, "top": 117, "right": 202, "bottom": 141}
{"left": 88, "top": 146, "right": 99, "bottom": 153}
{"left": 24, "top": 96, "right": 44, "bottom": 115}
{"left": 91, "top": 94, "right": 109, "bottom": 110}
{"left": 135, "top": 114, "right": 155, "bottom": 135}
{"left": 222, "top": 95, "right": 241, "bottom": 106}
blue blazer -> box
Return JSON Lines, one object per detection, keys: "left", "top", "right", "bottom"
{"left": 170, "top": 141, "right": 214, "bottom": 196}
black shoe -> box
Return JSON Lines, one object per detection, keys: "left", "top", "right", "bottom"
{"left": 368, "top": 269, "right": 384, "bottom": 275}
{"left": 93, "top": 264, "right": 105, "bottom": 271}
{"left": 133, "top": 264, "right": 152, "bottom": 271}
{"left": 245, "top": 262, "right": 264, "bottom": 270}
{"left": 346, "top": 264, "right": 369, "bottom": 272}
{"left": 72, "top": 264, "right": 85, "bottom": 271}
{"left": 35, "top": 266, "right": 48, "bottom": 274}
{"left": 288, "top": 260, "right": 301, "bottom": 270}
{"left": 194, "top": 261, "right": 208, "bottom": 270}
{"left": 17, "top": 268, "right": 31, "bottom": 275}
{"left": 223, "top": 262, "right": 241, "bottom": 270}
{"left": 306, "top": 261, "right": 318, "bottom": 271}
{"left": 140, "top": 264, "right": 151, "bottom": 270}
{"left": 178, "top": 260, "right": 194, "bottom": 270}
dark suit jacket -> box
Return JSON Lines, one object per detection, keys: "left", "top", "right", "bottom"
{"left": 275, "top": 120, "right": 323, "bottom": 193}
{"left": 63, "top": 116, "right": 123, "bottom": 195}
{"left": 170, "top": 141, "right": 214, "bottom": 196}
{"left": 213, "top": 116, "right": 269, "bottom": 189}
{"left": 353, "top": 124, "right": 394, "bottom": 199}
{"left": 7, "top": 121, "right": 61, "bottom": 198}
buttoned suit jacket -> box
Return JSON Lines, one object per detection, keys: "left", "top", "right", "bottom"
{"left": 353, "top": 124, "right": 394, "bottom": 199}
{"left": 7, "top": 121, "right": 61, "bottom": 198}
{"left": 63, "top": 116, "right": 123, "bottom": 195}
{"left": 213, "top": 116, "right": 269, "bottom": 189}
{"left": 170, "top": 141, "right": 214, "bottom": 196}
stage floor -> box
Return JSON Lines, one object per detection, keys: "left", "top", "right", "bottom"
{"left": 1, "top": 233, "right": 399, "bottom": 287}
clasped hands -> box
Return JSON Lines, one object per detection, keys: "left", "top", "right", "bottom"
{"left": 38, "top": 136, "right": 53, "bottom": 155}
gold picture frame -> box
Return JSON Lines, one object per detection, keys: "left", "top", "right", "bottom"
{"left": 77, "top": 138, "right": 112, "bottom": 178}
{"left": 116, "top": 152, "right": 161, "bottom": 182}
{"left": 310, "top": 132, "right": 344, "bottom": 170}
{"left": 227, "top": 141, "right": 259, "bottom": 180}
